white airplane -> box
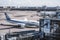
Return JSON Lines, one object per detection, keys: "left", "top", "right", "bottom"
{"left": 3, "top": 12, "right": 39, "bottom": 28}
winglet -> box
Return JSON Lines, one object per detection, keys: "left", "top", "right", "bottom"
{"left": 24, "top": 17, "right": 28, "bottom": 21}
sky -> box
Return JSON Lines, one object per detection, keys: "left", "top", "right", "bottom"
{"left": 0, "top": 0, "right": 60, "bottom": 7}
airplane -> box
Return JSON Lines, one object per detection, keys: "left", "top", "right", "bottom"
{"left": 3, "top": 12, "right": 39, "bottom": 28}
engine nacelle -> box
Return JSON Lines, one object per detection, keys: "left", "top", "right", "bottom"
{"left": 20, "top": 24, "right": 26, "bottom": 28}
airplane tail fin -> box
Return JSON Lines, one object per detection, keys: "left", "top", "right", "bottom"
{"left": 4, "top": 12, "right": 11, "bottom": 20}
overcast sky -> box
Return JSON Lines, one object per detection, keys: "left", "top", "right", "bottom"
{"left": 0, "top": 0, "right": 60, "bottom": 7}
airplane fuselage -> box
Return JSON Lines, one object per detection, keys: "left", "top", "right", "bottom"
{"left": 7, "top": 19, "right": 39, "bottom": 27}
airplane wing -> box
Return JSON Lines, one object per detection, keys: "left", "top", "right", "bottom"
{"left": 0, "top": 27, "right": 14, "bottom": 30}
{"left": 0, "top": 23, "right": 21, "bottom": 28}
{"left": 0, "top": 23, "right": 26, "bottom": 30}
